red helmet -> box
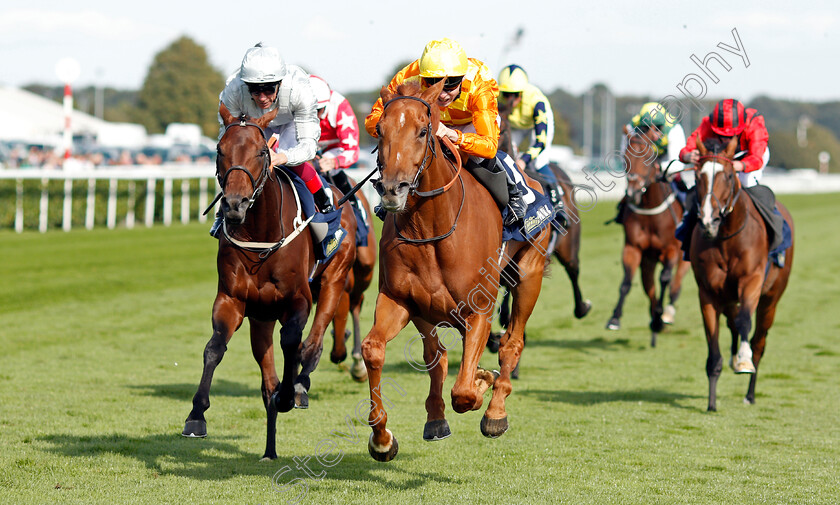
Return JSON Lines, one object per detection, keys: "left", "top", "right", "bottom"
{"left": 710, "top": 99, "right": 748, "bottom": 136}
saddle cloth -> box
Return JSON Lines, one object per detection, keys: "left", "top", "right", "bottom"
{"left": 277, "top": 166, "right": 346, "bottom": 261}
{"left": 496, "top": 151, "right": 555, "bottom": 243}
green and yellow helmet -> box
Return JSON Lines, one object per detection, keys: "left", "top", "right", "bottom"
{"left": 632, "top": 102, "right": 675, "bottom": 129}
{"left": 418, "top": 38, "right": 469, "bottom": 78}
{"left": 498, "top": 64, "right": 529, "bottom": 93}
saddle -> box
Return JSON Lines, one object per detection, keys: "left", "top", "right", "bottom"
{"left": 743, "top": 185, "right": 784, "bottom": 252}
{"left": 276, "top": 166, "right": 346, "bottom": 261}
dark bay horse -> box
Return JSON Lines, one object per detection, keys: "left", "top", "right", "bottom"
{"left": 362, "top": 81, "right": 551, "bottom": 462}
{"left": 691, "top": 138, "right": 794, "bottom": 411}
{"left": 182, "top": 103, "right": 357, "bottom": 460}
{"left": 497, "top": 98, "right": 591, "bottom": 320}
{"left": 606, "top": 126, "right": 690, "bottom": 346}
{"left": 328, "top": 176, "right": 377, "bottom": 382}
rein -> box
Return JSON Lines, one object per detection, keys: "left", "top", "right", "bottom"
{"left": 699, "top": 154, "right": 742, "bottom": 218}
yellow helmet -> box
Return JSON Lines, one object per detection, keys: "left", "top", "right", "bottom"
{"left": 419, "top": 38, "right": 468, "bottom": 78}
{"left": 633, "top": 102, "right": 675, "bottom": 129}
{"left": 498, "top": 65, "right": 529, "bottom": 93}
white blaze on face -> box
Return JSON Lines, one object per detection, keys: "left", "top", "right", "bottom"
{"left": 395, "top": 152, "right": 402, "bottom": 165}
{"left": 399, "top": 112, "right": 406, "bottom": 128}
{"left": 700, "top": 161, "right": 724, "bottom": 227}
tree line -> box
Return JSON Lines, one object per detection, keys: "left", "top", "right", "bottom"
{"left": 24, "top": 36, "right": 839, "bottom": 172}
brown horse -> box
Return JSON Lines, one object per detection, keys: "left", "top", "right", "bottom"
{"left": 362, "top": 81, "right": 551, "bottom": 461}
{"left": 691, "top": 137, "right": 794, "bottom": 411}
{"left": 182, "top": 103, "right": 356, "bottom": 460}
{"left": 497, "top": 98, "right": 591, "bottom": 320}
{"left": 606, "top": 126, "right": 690, "bottom": 346}
{"left": 328, "top": 176, "right": 377, "bottom": 381}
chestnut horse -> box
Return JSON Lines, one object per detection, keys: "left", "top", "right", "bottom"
{"left": 328, "top": 176, "right": 377, "bottom": 382}
{"left": 182, "top": 104, "right": 356, "bottom": 460}
{"left": 362, "top": 81, "right": 551, "bottom": 461}
{"left": 691, "top": 138, "right": 794, "bottom": 411}
{"left": 606, "top": 127, "right": 690, "bottom": 346}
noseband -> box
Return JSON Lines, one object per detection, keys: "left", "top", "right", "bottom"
{"left": 217, "top": 117, "right": 272, "bottom": 208}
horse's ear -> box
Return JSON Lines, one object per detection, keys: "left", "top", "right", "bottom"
{"left": 219, "top": 102, "right": 235, "bottom": 126}
{"left": 697, "top": 139, "right": 708, "bottom": 157}
{"left": 724, "top": 135, "right": 739, "bottom": 158}
{"left": 622, "top": 124, "right": 630, "bottom": 136}
{"left": 420, "top": 79, "right": 445, "bottom": 105}
{"left": 380, "top": 85, "right": 395, "bottom": 104}
{"left": 255, "top": 107, "right": 279, "bottom": 130}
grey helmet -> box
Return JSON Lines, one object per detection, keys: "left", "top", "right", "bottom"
{"left": 240, "top": 44, "right": 286, "bottom": 84}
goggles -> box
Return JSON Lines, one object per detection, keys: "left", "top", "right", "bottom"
{"left": 422, "top": 76, "right": 464, "bottom": 91}
{"left": 247, "top": 82, "right": 279, "bottom": 96}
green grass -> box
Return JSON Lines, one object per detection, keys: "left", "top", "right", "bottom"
{"left": 1, "top": 193, "right": 838, "bottom": 504}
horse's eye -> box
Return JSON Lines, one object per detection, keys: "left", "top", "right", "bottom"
{"left": 419, "top": 127, "right": 428, "bottom": 138}
{"left": 375, "top": 123, "right": 382, "bottom": 137}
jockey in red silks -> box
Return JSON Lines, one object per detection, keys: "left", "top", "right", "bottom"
{"left": 308, "top": 75, "right": 362, "bottom": 203}
{"left": 210, "top": 44, "right": 331, "bottom": 237}
{"left": 680, "top": 98, "right": 770, "bottom": 188}
{"left": 675, "top": 99, "right": 782, "bottom": 263}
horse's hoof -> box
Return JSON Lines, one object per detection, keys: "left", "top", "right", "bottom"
{"left": 486, "top": 332, "right": 501, "bottom": 353}
{"left": 743, "top": 397, "right": 755, "bottom": 405}
{"left": 260, "top": 453, "right": 277, "bottom": 461}
{"left": 650, "top": 318, "right": 664, "bottom": 333}
{"left": 272, "top": 388, "right": 295, "bottom": 413}
{"left": 650, "top": 332, "right": 658, "bottom": 348}
{"left": 182, "top": 420, "right": 207, "bottom": 438}
{"left": 733, "top": 343, "right": 755, "bottom": 374}
{"left": 575, "top": 300, "right": 592, "bottom": 319}
{"left": 661, "top": 304, "right": 676, "bottom": 325}
{"left": 368, "top": 430, "right": 398, "bottom": 462}
{"left": 423, "top": 419, "right": 452, "bottom": 441}
{"left": 330, "top": 350, "right": 348, "bottom": 364}
{"left": 350, "top": 355, "right": 367, "bottom": 382}
{"left": 480, "top": 415, "right": 509, "bottom": 438}
{"left": 294, "top": 383, "right": 309, "bottom": 409}
{"left": 707, "top": 405, "right": 717, "bottom": 412}
{"left": 606, "top": 318, "right": 620, "bottom": 331}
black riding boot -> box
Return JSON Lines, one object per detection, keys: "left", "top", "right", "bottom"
{"left": 613, "top": 198, "right": 627, "bottom": 225}
{"left": 313, "top": 188, "right": 335, "bottom": 214}
{"left": 506, "top": 179, "right": 527, "bottom": 226}
{"left": 676, "top": 191, "right": 698, "bottom": 260}
{"left": 209, "top": 212, "right": 223, "bottom": 238}
{"left": 548, "top": 185, "right": 569, "bottom": 228}
{"left": 329, "top": 170, "right": 358, "bottom": 208}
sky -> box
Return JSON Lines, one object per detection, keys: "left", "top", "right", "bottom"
{"left": 0, "top": 0, "right": 837, "bottom": 104}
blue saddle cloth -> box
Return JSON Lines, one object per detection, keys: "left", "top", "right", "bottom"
{"left": 278, "top": 167, "right": 346, "bottom": 261}
{"left": 350, "top": 201, "right": 370, "bottom": 247}
{"left": 768, "top": 209, "right": 791, "bottom": 268}
{"left": 497, "top": 151, "right": 555, "bottom": 242}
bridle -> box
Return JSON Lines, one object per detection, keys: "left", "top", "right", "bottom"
{"left": 372, "top": 96, "right": 462, "bottom": 198}
{"left": 624, "top": 134, "right": 677, "bottom": 217}
{"left": 373, "top": 95, "right": 465, "bottom": 243}
{"left": 698, "top": 154, "right": 741, "bottom": 220}
{"left": 216, "top": 117, "right": 273, "bottom": 208}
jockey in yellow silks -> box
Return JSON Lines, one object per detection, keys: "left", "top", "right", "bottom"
{"left": 365, "top": 38, "right": 527, "bottom": 225}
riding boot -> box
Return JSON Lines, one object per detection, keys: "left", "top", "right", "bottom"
{"left": 505, "top": 179, "right": 527, "bottom": 226}
{"left": 548, "top": 185, "right": 569, "bottom": 228}
{"left": 313, "top": 188, "right": 335, "bottom": 214}
{"left": 209, "top": 212, "right": 223, "bottom": 238}
{"left": 373, "top": 204, "right": 387, "bottom": 221}
{"left": 675, "top": 191, "right": 699, "bottom": 260}
{"left": 330, "top": 170, "right": 358, "bottom": 208}
{"left": 613, "top": 198, "right": 627, "bottom": 225}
